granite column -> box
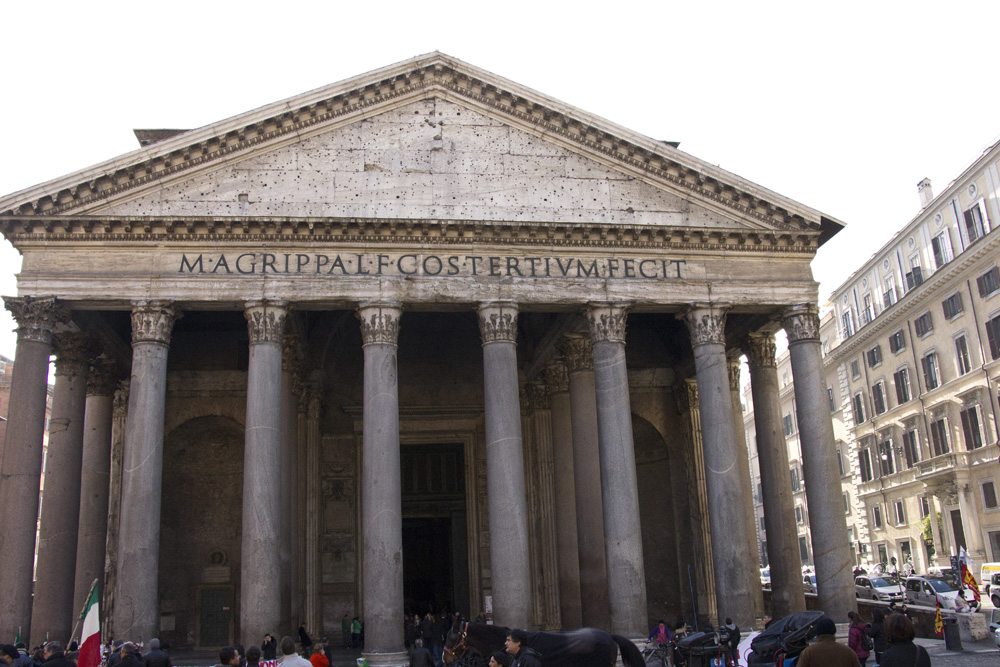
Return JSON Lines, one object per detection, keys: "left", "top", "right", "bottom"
{"left": 744, "top": 333, "right": 805, "bottom": 617}
{"left": 0, "top": 296, "right": 64, "bottom": 642}
{"left": 478, "top": 301, "right": 531, "bottom": 629}
{"left": 114, "top": 300, "right": 179, "bottom": 641}
{"left": 561, "top": 334, "right": 611, "bottom": 630}
{"left": 587, "top": 303, "right": 647, "bottom": 637}
{"left": 358, "top": 302, "right": 407, "bottom": 667}
{"left": 280, "top": 335, "right": 300, "bottom": 636}
{"left": 682, "top": 304, "right": 756, "bottom": 627}
{"left": 241, "top": 300, "right": 288, "bottom": 643}
{"left": 73, "top": 360, "right": 118, "bottom": 631}
{"left": 783, "top": 305, "right": 856, "bottom": 618}
{"left": 544, "top": 362, "right": 582, "bottom": 630}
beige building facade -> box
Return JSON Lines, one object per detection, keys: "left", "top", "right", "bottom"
{"left": 0, "top": 53, "right": 854, "bottom": 662}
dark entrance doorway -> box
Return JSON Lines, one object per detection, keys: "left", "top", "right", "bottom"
{"left": 401, "top": 443, "right": 470, "bottom": 617}
{"left": 198, "top": 586, "right": 233, "bottom": 647}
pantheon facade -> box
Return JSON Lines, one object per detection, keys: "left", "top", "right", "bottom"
{"left": 0, "top": 53, "right": 855, "bottom": 664}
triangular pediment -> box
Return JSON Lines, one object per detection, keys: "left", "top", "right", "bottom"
{"left": 0, "top": 52, "right": 842, "bottom": 242}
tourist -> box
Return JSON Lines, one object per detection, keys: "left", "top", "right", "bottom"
{"left": 214, "top": 647, "right": 239, "bottom": 667}
{"left": 277, "top": 637, "right": 309, "bottom": 667}
{"left": 118, "top": 644, "right": 141, "bottom": 667}
{"left": 868, "top": 609, "right": 887, "bottom": 663}
{"left": 261, "top": 635, "right": 277, "bottom": 661}
{"left": 408, "top": 639, "right": 433, "bottom": 667}
{"left": 351, "top": 617, "right": 362, "bottom": 649}
{"left": 847, "top": 611, "right": 870, "bottom": 666}
{"left": 488, "top": 651, "right": 511, "bottom": 667}
{"left": 503, "top": 630, "right": 540, "bottom": 667}
{"left": 297, "top": 627, "right": 312, "bottom": 655}
{"left": 1, "top": 646, "right": 20, "bottom": 667}
{"left": 307, "top": 646, "right": 327, "bottom": 667}
{"left": 142, "top": 639, "right": 171, "bottom": 667}
{"left": 107, "top": 642, "right": 124, "bottom": 667}
{"left": 64, "top": 654, "right": 77, "bottom": 667}
{"left": 797, "top": 617, "right": 860, "bottom": 667}
{"left": 647, "top": 620, "right": 671, "bottom": 648}
{"left": 245, "top": 647, "right": 261, "bottom": 667}
{"left": 878, "top": 612, "right": 931, "bottom": 667}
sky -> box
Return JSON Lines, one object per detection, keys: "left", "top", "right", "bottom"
{"left": 2, "top": 1, "right": 1000, "bottom": 361}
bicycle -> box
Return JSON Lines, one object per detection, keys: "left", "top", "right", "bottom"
{"left": 641, "top": 642, "right": 673, "bottom": 667}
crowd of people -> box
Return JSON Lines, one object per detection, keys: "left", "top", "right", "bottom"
{"left": 799, "top": 607, "right": 931, "bottom": 666}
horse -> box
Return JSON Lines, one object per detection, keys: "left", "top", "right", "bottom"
{"left": 444, "top": 621, "right": 645, "bottom": 667}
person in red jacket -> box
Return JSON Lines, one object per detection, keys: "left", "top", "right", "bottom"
{"left": 847, "top": 611, "right": 871, "bottom": 666}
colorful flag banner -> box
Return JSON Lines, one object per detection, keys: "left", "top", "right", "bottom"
{"left": 934, "top": 599, "right": 943, "bottom": 637}
{"left": 78, "top": 583, "right": 101, "bottom": 667}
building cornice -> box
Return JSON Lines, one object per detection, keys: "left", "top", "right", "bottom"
{"left": 0, "top": 53, "right": 839, "bottom": 239}
{"left": 0, "top": 215, "right": 821, "bottom": 253}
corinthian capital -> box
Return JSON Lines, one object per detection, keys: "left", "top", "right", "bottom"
{"left": 53, "top": 332, "right": 92, "bottom": 378}
{"left": 685, "top": 378, "right": 699, "bottom": 409}
{"left": 561, "top": 334, "right": 593, "bottom": 373}
{"left": 357, "top": 301, "right": 402, "bottom": 345}
{"left": 477, "top": 301, "right": 518, "bottom": 345}
{"left": 744, "top": 332, "right": 777, "bottom": 369}
{"left": 4, "top": 296, "right": 66, "bottom": 344}
{"left": 87, "top": 359, "right": 120, "bottom": 396}
{"left": 782, "top": 304, "right": 821, "bottom": 343}
{"left": 244, "top": 300, "right": 289, "bottom": 344}
{"left": 586, "top": 302, "right": 630, "bottom": 344}
{"left": 528, "top": 382, "right": 550, "bottom": 411}
{"left": 680, "top": 303, "right": 728, "bottom": 348}
{"left": 131, "top": 300, "right": 180, "bottom": 346}
{"left": 726, "top": 354, "right": 742, "bottom": 393}
{"left": 545, "top": 362, "right": 570, "bottom": 394}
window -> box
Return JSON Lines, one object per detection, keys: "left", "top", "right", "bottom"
{"left": 842, "top": 309, "right": 856, "bottom": 338}
{"left": 906, "top": 266, "right": 924, "bottom": 290}
{"left": 914, "top": 311, "right": 933, "bottom": 337}
{"left": 942, "top": 293, "right": 963, "bottom": 320}
{"left": 859, "top": 448, "right": 874, "bottom": 482}
{"left": 932, "top": 230, "right": 953, "bottom": 268}
{"left": 930, "top": 417, "right": 950, "bottom": 456}
{"left": 799, "top": 536, "right": 810, "bottom": 562}
{"left": 986, "top": 313, "right": 1000, "bottom": 360}
{"left": 795, "top": 506, "right": 804, "bottom": 524}
{"left": 872, "top": 505, "right": 883, "bottom": 529}
{"left": 790, "top": 467, "right": 801, "bottom": 492}
{"left": 955, "top": 335, "right": 972, "bottom": 375}
{"left": 889, "top": 329, "right": 906, "bottom": 353}
{"left": 902, "top": 429, "right": 920, "bottom": 468}
{"left": 783, "top": 414, "right": 794, "bottom": 436}
{"left": 853, "top": 392, "right": 867, "bottom": 423}
{"left": 850, "top": 359, "right": 861, "bottom": 380}
{"left": 872, "top": 381, "right": 887, "bottom": 415}
{"left": 894, "top": 368, "right": 911, "bottom": 404}
{"left": 837, "top": 448, "right": 845, "bottom": 475}
{"left": 984, "top": 481, "right": 998, "bottom": 510}
{"left": 919, "top": 496, "right": 930, "bottom": 519}
{"left": 879, "top": 439, "right": 895, "bottom": 476}
{"left": 862, "top": 294, "right": 875, "bottom": 324}
{"left": 978, "top": 266, "right": 1000, "bottom": 297}
{"left": 828, "top": 387, "right": 836, "bottom": 412}
{"left": 960, "top": 405, "right": 984, "bottom": 450}
{"left": 760, "top": 516, "right": 766, "bottom": 530}
{"left": 867, "top": 345, "right": 883, "bottom": 368}
{"left": 922, "top": 352, "right": 940, "bottom": 390}
{"left": 884, "top": 276, "right": 898, "bottom": 306}
{"left": 964, "top": 200, "right": 988, "bottom": 243}
{"left": 844, "top": 492, "right": 851, "bottom": 514}
{"left": 894, "top": 500, "right": 906, "bottom": 526}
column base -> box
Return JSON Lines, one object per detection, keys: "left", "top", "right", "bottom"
{"left": 360, "top": 651, "right": 409, "bottom": 667}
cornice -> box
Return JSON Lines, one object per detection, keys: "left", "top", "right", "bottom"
{"left": 0, "top": 216, "right": 821, "bottom": 253}
{"left": 0, "top": 54, "right": 832, "bottom": 237}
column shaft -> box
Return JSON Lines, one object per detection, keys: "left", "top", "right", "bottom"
{"left": 0, "top": 297, "right": 63, "bottom": 642}
{"left": 478, "top": 302, "right": 531, "bottom": 629}
{"left": 280, "top": 336, "right": 299, "bottom": 636}
{"left": 682, "top": 305, "right": 756, "bottom": 628}
{"left": 545, "top": 363, "right": 582, "bottom": 630}
{"left": 588, "top": 304, "right": 647, "bottom": 637}
{"left": 241, "top": 301, "right": 288, "bottom": 643}
{"left": 562, "top": 335, "right": 611, "bottom": 630}
{"left": 745, "top": 334, "right": 805, "bottom": 618}
{"left": 784, "top": 305, "right": 856, "bottom": 619}
{"left": 114, "top": 301, "right": 178, "bottom": 641}
{"left": 72, "top": 361, "right": 118, "bottom": 628}
{"left": 358, "top": 303, "right": 406, "bottom": 665}
{"left": 103, "top": 381, "right": 129, "bottom": 639}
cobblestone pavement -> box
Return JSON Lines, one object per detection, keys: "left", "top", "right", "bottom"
{"left": 916, "top": 636, "right": 999, "bottom": 666}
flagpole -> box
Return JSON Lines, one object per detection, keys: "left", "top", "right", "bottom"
{"left": 68, "top": 579, "right": 99, "bottom": 647}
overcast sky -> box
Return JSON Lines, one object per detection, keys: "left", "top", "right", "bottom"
{"left": 2, "top": 1, "right": 999, "bottom": 361}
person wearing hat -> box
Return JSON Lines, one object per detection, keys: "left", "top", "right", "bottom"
{"left": 797, "top": 618, "right": 861, "bottom": 667}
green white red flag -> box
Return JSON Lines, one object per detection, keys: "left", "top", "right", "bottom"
{"left": 78, "top": 583, "right": 101, "bottom": 667}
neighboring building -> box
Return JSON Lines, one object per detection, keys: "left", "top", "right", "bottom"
{"left": 0, "top": 353, "right": 12, "bottom": 461}
{"left": 0, "top": 52, "right": 854, "bottom": 655}
{"left": 747, "top": 138, "right": 1000, "bottom": 581}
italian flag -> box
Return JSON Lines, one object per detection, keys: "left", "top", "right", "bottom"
{"left": 78, "top": 584, "right": 101, "bottom": 667}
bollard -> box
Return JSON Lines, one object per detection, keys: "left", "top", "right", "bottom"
{"left": 942, "top": 616, "right": 963, "bottom": 651}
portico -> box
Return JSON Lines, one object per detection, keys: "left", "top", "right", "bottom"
{"left": 0, "top": 53, "right": 853, "bottom": 657}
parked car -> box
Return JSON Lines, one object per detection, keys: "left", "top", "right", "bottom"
{"left": 990, "top": 609, "right": 1000, "bottom": 650}
{"left": 855, "top": 575, "right": 904, "bottom": 602}
{"left": 761, "top": 567, "right": 771, "bottom": 590}
{"left": 803, "top": 574, "right": 817, "bottom": 595}
{"left": 980, "top": 562, "right": 1000, "bottom": 593}
{"left": 990, "top": 573, "right": 1000, "bottom": 608}
{"left": 904, "top": 575, "right": 960, "bottom": 610}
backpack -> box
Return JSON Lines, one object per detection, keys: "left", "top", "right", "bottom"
{"left": 860, "top": 624, "right": 874, "bottom": 652}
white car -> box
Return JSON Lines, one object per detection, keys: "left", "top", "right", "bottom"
{"left": 904, "top": 575, "right": 960, "bottom": 610}
{"left": 855, "top": 575, "right": 904, "bottom": 602}
{"left": 760, "top": 567, "right": 771, "bottom": 589}
{"left": 990, "top": 609, "right": 1000, "bottom": 650}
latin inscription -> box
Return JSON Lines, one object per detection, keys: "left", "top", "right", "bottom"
{"left": 178, "top": 253, "right": 687, "bottom": 280}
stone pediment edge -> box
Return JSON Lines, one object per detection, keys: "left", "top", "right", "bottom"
{"left": 0, "top": 215, "right": 821, "bottom": 254}
{"left": 0, "top": 52, "right": 841, "bottom": 237}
